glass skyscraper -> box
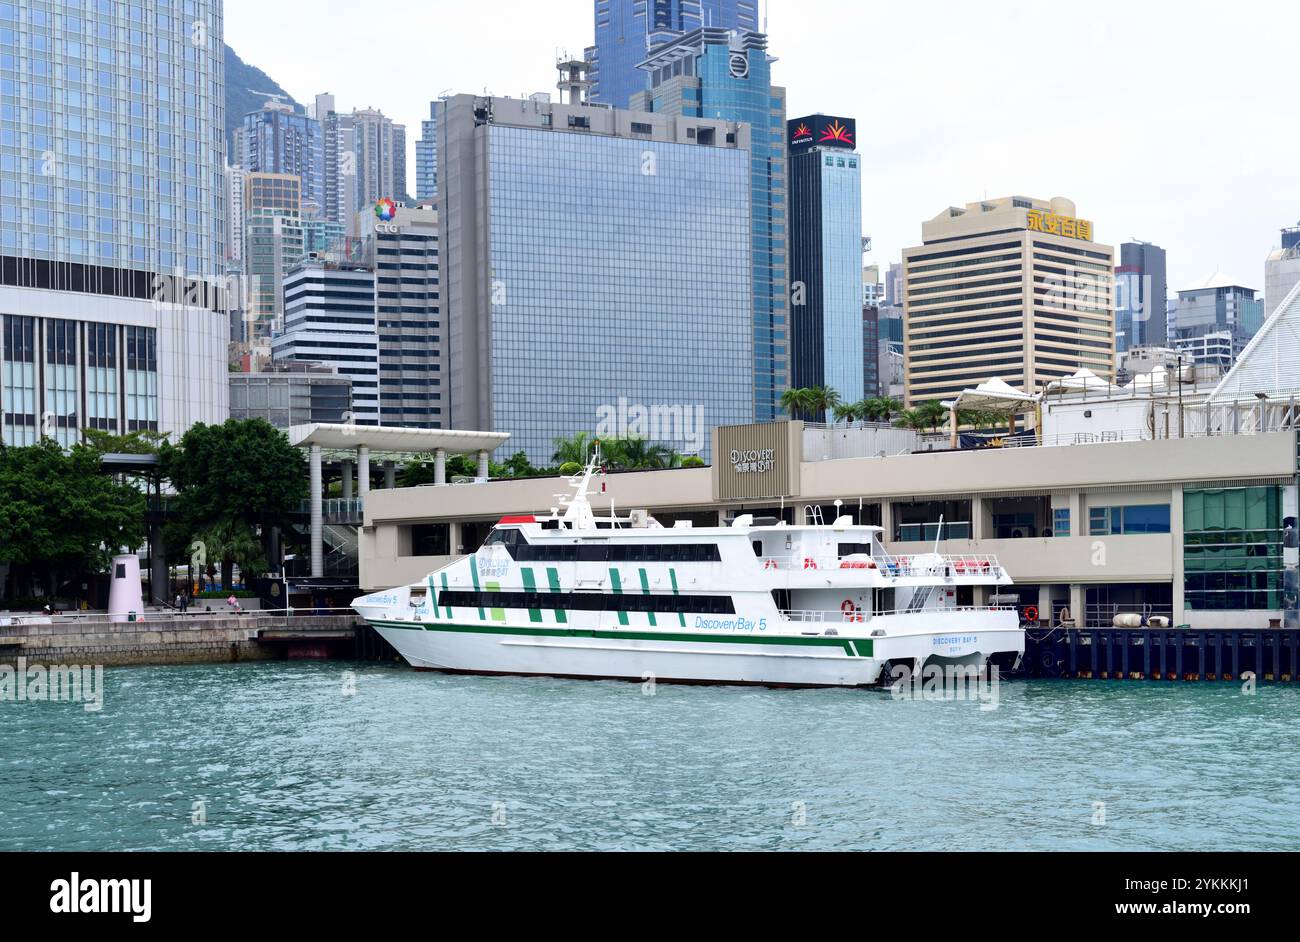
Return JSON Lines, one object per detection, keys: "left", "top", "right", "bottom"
{"left": 587, "top": 0, "right": 759, "bottom": 109}
{"left": 788, "top": 114, "right": 863, "bottom": 405}
{"left": 1, "top": 0, "right": 225, "bottom": 278}
{"left": 438, "top": 94, "right": 753, "bottom": 462}
{"left": 414, "top": 100, "right": 440, "bottom": 201}
{"left": 240, "top": 101, "right": 324, "bottom": 212}
{"left": 0, "top": 0, "right": 230, "bottom": 447}
{"left": 632, "top": 27, "right": 787, "bottom": 421}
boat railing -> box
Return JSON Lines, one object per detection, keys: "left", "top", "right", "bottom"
{"left": 782, "top": 605, "right": 1018, "bottom": 624}
{"left": 758, "top": 553, "right": 1005, "bottom": 579}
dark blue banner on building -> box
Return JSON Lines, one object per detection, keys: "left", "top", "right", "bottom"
{"left": 788, "top": 115, "right": 857, "bottom": 153}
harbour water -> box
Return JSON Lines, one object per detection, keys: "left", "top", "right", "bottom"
{"left": 1, "top": 661, "right": 1297, "bottom": 851}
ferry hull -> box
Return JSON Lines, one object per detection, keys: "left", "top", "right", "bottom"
{"left": 364, "top": 617, "right": 1023, "bottom": 689}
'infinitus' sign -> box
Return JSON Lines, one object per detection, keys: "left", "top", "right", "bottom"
{"left": 788, "top": 115, "right": 856, "bottom": 153}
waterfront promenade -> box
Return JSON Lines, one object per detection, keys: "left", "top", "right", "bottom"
{"left": 0, "top": 611, "right": 369, "bottom": 667}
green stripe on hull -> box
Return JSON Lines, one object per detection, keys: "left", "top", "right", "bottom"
{"left": 520, "top": 568, "right": 543, "bottom": 623}
{"left": 373, "top": 619, "right": 872, "bottom": 657}
{"left": 469, "top": 555, "right": 484, "bottom": 620}
{"left": 638, "top": 568, "right": 657, "bottom": 627}
{"left": 440, "top": 572, "right": 451, "bottom": 619}
{"left": 669, "top": 568, "right": 686, "bottom": 627}
{"left": 546, "top": 567, "right": 567, "bottom": 624}
{"left": 609, "top": 569, "right": 629, "bottom": 626}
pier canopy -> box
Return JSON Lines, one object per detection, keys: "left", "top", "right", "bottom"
{"left": 288, "top": 423, "right": 510, "bottom": 457}
{"left": 943, "top": 377, "right": 1039, "bottom": 447}
{"left": 288, "top": 423, "right": 511, "bottom": 579}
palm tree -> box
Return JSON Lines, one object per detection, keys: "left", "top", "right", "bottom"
{"left": 551, "top": 432, "right": 595, "bottom": 467}
{"left": 198, "top": 518, "right": 267, "bottom": 591}
{"left": 779, "top": 387, "right": 815, "bottom": 421}
{"left": 916, "top": 399, "right": 949, "bottom": 433}
{"left": 893, "top": 408, "right": 926, "bottom": 431}
{"left": 863, "top": 396, "right": 902, "bottom": 423}
{"left": 604, "top": 437, "right": 678, "bottom": 471}
{"left": 831, "top": 401, "right": 859, "bottom": 425}
{"left": 806, "top": 385, "right": 842, "bottom": 422}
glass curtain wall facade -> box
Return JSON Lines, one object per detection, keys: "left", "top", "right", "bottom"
{"left": 241, "top": 105, "right": 323, "bottom": 210}
{"left": 0, "top": 0, "right": 225, "bottom": 279}
{"left": 635, "top": 29, "right": 787, "bottom": 421}
{"left": 588, "top": 0, "right": 759, "bottom": 108}
{"left": 1184, "top": 486, "right": 1284, "bottom": 611}
{"left": 485, "top": 124, "right": 752, "bottom": 461}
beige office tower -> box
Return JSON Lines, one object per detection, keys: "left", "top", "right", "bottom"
{"left": 902, "top": 196, "right": 1115, "bottom": 405}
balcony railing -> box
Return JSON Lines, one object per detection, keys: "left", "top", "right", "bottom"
{"left": 757, "top": 554, "right": 1005, "bottom": 579}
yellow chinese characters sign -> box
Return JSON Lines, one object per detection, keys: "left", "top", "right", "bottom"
{"left": 1026, "top": 209, "right": 1093, "bottom": 241}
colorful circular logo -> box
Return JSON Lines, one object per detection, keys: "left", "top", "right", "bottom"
{"left": 374, "top": 198, "right": 397, "bottom": 222}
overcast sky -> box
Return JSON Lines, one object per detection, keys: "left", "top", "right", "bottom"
{"left": 226, "top": 0, "right": 1300, "bottom": 298}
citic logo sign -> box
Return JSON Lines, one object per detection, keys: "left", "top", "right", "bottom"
{"left": 374, "top": 197, "right": 400, "bottom": 233}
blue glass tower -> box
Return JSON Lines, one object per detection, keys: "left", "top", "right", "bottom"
{"left": 588, "top": 0, "right": 759, "bottom": 109}
{"left": 242, "top": 103, "right": 324, "bottom": 211}
{"left": 633, "top": 28, "right": 787, "bottom": 421}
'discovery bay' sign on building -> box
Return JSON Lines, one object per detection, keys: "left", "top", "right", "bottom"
{"left": 712, "top": 422, "right": 803, "bottom": 502}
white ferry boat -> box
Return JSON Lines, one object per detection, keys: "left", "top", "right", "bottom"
{"left": 353, "top": 454, "right": 1024, "bottom": 688}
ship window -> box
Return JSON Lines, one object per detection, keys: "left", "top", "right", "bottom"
{"left": 838, "top": 542, "right": 872, "bottom": 556}
{"left": 437, "top": 590, "right": 735, "bottom": 615}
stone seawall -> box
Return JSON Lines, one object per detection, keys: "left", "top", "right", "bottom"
{"left": 0, "top": 615, "right": 361, "bottom": 668}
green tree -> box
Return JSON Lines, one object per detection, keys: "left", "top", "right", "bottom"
{"left": 865, "top": 396, "right": 902, "bottom": 422}
{"left": 602, "top": 437, "right": 679, "bottom": 471}
{"left": 551, "top": 432, "right": 596, "bottom": 466}
{"left": 194, "top": 518, "right": 268, "bottom": 591}
{"left": 779, "top": 387, "right": 811, "bottom": 421}
{"left": 0, "top": 440, "right": 146, "bottom": 599}
{"left": 916, "top": 399, "right": 949, "bottom": 433}
{"left": 162, "top": 419, "right": 306, "bottom": 585}
{"left": 832, "top": 401, "right": 860, "bottom": 425}
{"left": 805, "top": 385, "right": 842, "bottom": 421}
{"left": 893, "top": 408, "right": 927, "bottom": 431}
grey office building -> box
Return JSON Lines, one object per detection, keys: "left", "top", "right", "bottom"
{"left": 1117, "top": 240, "right": 1168, "bottom": 350}
{"left": 437, "top": 93, "right": 753, "bottom": 462}
{"left": 373, "top": 205, "right": 442, "bottom": 428}
{"left": 229, "top": 364, "right": 352, "bottom": 429}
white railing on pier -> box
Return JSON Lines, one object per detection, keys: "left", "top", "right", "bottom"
{"left": 782, "top": 605, "right": 1017, "bottom": 625}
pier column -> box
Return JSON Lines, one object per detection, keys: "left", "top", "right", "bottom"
{"left": 1170, "top": 484, "right": 1186, "bottom": 626}
{"left": 384, "top": 460, "right": 396, "bottom": 489}
{"left": 434, "top": 448, "right": 446, "bottom": 485}
{"left": 341, "top": 460, "right": 354, "bottom": 500}
{"left": 880, "top": 501, "right": 896, "bottom": 542}
{"left": 309, "top": 445, "right": 324, "bottom": 578}
{"left": 970, "top": 496, "right": 987, "bottom": 541}
{"left": 358, "top": 445, "right": 371, "bottom": 497}
{"left": 477, "top": 449, "right": 490, "bottom": 480}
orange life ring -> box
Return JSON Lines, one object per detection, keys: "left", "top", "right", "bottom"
{"left": 764, "top": 559, "right": 778, "bottom": 570}
{"left": 841, "top": 600, "right": 864, "bottom": 622}
{"left": 803, "top": 558, "right": 818, "bottom": 570}
{"left": 1024, "top": 605, "right": 1039, "bottom": 623}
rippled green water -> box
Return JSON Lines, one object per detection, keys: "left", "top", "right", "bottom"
{"left": 1, "top": 661, "right": 1297, "bottom": 850}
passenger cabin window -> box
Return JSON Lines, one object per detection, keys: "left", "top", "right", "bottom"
{"left": 752, "top": 540, "right": 763, "bottom": 556}
{"left": 838, "top": 542, "right": 872, "bottom": 556}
